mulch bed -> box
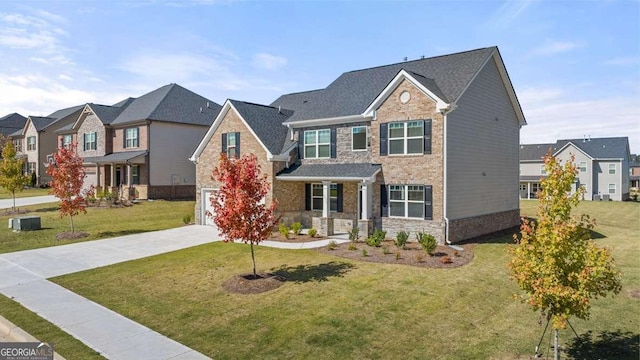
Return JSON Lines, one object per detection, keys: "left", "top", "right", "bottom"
{"left": 55, "top": 232, "right": 90, "bottom": 241}
{"left": 267, "top": 232, "right": 327, "bottom": 243}
{"left": 2, "top": 209, "right": 31, "bottom": 216}
{"left": 222, "top": 273, "right": 286, "bottom": 294}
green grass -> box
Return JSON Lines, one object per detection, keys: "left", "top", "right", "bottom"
{"left": 0, "top": 187, "right": 50, "bottom": 199}
{"left": 51, "top": 200, "right": 639, "bottom": 359}
{"left": 0, "top": 295, "right": 104, "bottom": 359}
{"left": 0, "top": 200, "right": 195, "bottom": 254}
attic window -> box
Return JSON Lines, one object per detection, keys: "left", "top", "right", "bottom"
{"left": 399, "top": 91, "right": 411, "bottom": 104}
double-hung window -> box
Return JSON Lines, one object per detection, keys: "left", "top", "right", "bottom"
{"left": 579, "top": 161, "right": 587, "bottom": 173}
{"left": 222, "top": 132, "right": 240, "bottom": 158}
{"left": 27, "top": 162, "right": 35, "bottom": 174}
{"left": 389, "top": 185, "right": 425, "bottom": 218}
{"left": 132, "top": 165, "right": 140, "bottom": 185}
{"left": 608, "top": 184, "right": 616, "bottom": 194}
{"left": 352, "top": 126, "right": 367, "bottom": 151}
{"left": 13, "top": 139, "right": 22, "bottom": 152}
{"left": 125, "top": 128, "right": 139, "bottom": 148}
{"left": 84, "top": 132, "right": 97, "bottom": 151}
{"left": 608, "top": 164, "right": 616, "bottom": 175}
{"left": 226, "top": 132, "right": 237, "bottom": 158}
{"left": 27, "top": 136, "right": 36, "bottom": 151}
{"left": 389, "top": 121, "right": 424, "bottom": 155}
{"left": 311, "top": 183, "right": 337, "bottom": 211}
{"left": 304, "top": 129, "right": 330, "bottom": 158}
{"left": 62, "top": 134, "right": 72, "bottom": 149}
{"left": 540, "top": 165, "right": 546, "bottom": 175}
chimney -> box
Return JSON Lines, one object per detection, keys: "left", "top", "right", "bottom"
{"left": 403, "top": 57, "right": 408, "bottom": 62}
{"left": 588, "top": 135, "right": 591, "bottom": 142}
{"left": 278, "top": 106, "right": 282, "bottom": 114}
{"left": 583, "top": 135, "right": 586, "bottom": 142}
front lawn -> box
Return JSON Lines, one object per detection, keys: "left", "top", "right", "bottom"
{"left": 0, "top": 187, "right": 49, "bottom": 200}
{"left": 52, "top": 201, "right": 639, "bottom": 359}
{"left": 0, "top": 200, "right": 195, "bottom": 254}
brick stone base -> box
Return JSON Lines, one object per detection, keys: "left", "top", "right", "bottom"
{"left": 377, "top": 218, "right": 446, "bottom": 244}
{"left": 447, "top": 209, "right": 520, "bottom": 243}
{"left": 312, "top": 217, "right": 334, "bottom": 236}
{"left": 148, "top": 185, "right": 196, "bottom": 200}
{"left": 357, "top": 219, "right": 373, "bottom": 237}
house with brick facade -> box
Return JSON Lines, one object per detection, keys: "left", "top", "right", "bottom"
{"left": 191, "top": 46, "right": 526, "bottom": 244}
{"left": 56, "top": 83, "right": 221, "bottom": 200}
{"left": 11, "top": 105, "right": 84, "bottom": 185}
{"left": 520, "top": 137, "right": 631, "bottom": 201}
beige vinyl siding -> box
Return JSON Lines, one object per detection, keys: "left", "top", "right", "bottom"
{"left": 149, "top": 122, "right": 208, "bottom": 186}
{"left": 595, "top": 160, "right": 625, "bottom": 201}
{"left": 554, "top": 145, "right": 594, "bottom": 200}
{"left": 520, "top": 162, "right": 545, "bottom": 176}
{"left": 446, "top": 56, "right": 520, "bottom": 219}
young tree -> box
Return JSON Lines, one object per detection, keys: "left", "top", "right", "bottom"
{"left": 509, "top": 153, "right": 621, "bottom": 358}
{"left": 0, "top": 140, "right": 30, "bottom": 211}
{"left": 209, "top": 153, "right": 278, "bottom": 277}
{"left": 46, "top": 144, "right": 88, "bottom": 233}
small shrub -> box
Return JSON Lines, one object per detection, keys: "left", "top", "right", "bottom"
{"left": 278, "top": 223, "right": 290, "bottom": 239}
{"left": 416, "top": 253, "right": 426, "bottom": 263}
{"left": 182, "top": 213, "right": 192, "bottom": 225}
{"left": 291, "top": 222, "right": 303, "bottom": 236}
{"left": 382, "top": 246, "right": 391, "bottom": 255}
{"left": 440, "top": 255, "right": 453, "bottom": 264}
{"left": 362, "top": 248, "right": 368, "bottom": 257}
{"left": 307, "top": 228, "right": 318, "bottom": 238}
{"left": 348, "top": 243, "right": 358, "bottom": 251}
{"left": 417, "top": 232, "right": 437, "bottom": 255}
{"left": 328, "top": 240, "right": 338, "bottom": 250}
{"left": 348, "top": 227, "right": 360, "bottom": 242}
{"left": 395, "top": 231, "right": 409, "bottom": 249}
{"left": 395, "top": 251, "right": 401, "bottom": 261}
{"left": 366, "top": 228, "right": 386, "bottom": 247}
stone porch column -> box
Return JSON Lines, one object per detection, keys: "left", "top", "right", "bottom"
{"left": 320, "top": 180, "right": 334, "bottom": 236}
{"left": 126, "top": 164, "right": 133, "bottom": 199}
{"left": 110, "top": 164, "right": 115, "bottom": 190}
{"left": 358, "top": 181, "right": 373, "bottom": 236}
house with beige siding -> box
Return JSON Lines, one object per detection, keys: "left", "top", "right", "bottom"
{"left": 520, "top": 137, "right": 631, "bottom": 201}
{"left": 191, "top": 46, "right": 525, "bottom": 244}
{"left": 58, "top": 84, "right": 221, "bottom": 200}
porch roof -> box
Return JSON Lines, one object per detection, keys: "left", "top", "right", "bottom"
{"left": 84, "top": 150, "right": 148, "bottom": 164}
{"left": 519, "top": 175, "right": 547, "bottom": 182}
{"left": 276, "top": 163, "right": 381, "bottom": 182}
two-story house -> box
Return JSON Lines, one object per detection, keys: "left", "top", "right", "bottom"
{"left": 519, "top": 137, "right": 631, "bottom": 201}
{"left": 59, "top": 83, "right": 221, "bottom": 200}
{"left": 191, "top": 46, "right": 526, "bottom": 244}
{"left": 11, "top": 105, "right": 84, "bottom": 185}
{"left": 630, "top": 154, "right": 639, "bottom": 189}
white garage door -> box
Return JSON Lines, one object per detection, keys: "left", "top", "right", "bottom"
{"left": 202, "top": 189, "right": 217, "bottom": 226}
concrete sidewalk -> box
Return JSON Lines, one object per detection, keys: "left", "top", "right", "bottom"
{"left": 0, "top": 225, "right": 348, "bottom": 359}
{"left": 0, "top": 195, "right": 58, "bottom": 210}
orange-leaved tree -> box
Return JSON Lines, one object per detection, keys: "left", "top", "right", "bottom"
{"left": 47, "top": 143, "right": 89, "bottom": 233}
{"left": 508, "top": 152, "right": 621, "bottom": 356}
{"left": 209, "top": 153, "right": 279, "bottom": 277}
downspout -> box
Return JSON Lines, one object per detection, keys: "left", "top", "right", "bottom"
{"left": 441, "top": 105, "right": 455, "bottom": 245}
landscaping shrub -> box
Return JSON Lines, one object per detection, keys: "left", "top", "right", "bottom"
{"left": 291, "top": 222, "right": 303, "bottom": 236}
{"left": 361, "top": 248, "right": 368, "bottom": 257}
{"left": 365, "top": 229, "right": 386, "bottom": 247}
{"left": 348, "top": 243, "right": 358, "bottom": 251}
{"left": 395, "top": 231, "right": 409, "bottom": 249}
{"left": 348, "top": 227, "right": 360, "bottom": 242}
{"left": 417, "top": 232, "right": 437, "bottom": 255}
{"left": 382, "top": 246, "right": 391, "bottom": 255}
{"left": 182, "top": 214, "right": 192, "bottom": 225}
{"left": 328, "top": 240, "right": 338, "bottom": 250}
{"left": 440, "top": 255, "right": 453, "bottom": 264}
{"left": 278, "top": 223, "right": 290, "bottom": 239}
{"left": 307, "top": 228, "right": 317, "bottom": 238}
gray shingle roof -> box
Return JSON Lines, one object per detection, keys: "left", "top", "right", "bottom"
{"left": 40, "top": 104, "right": 84, "bottom": 131}
{"left": 228, "top": 100, "right": 293, "bottom": 155}
{"left": 555, "top": 137, "right": 629, "bottom": 159}
{"left": 87, "top": 103, "right": 130, "bottom": 125}
{"left": 29, "top": 116, "right": 57, "bottom": 131}
{"left": 0, "top": 113, "right": 26, "bottom": 137}
{"left": 111, "top": 83, "right": 221, "bottom": 126}
{"left": 520, "top": 143, "right": 556, "bottom": 161}
{"left": 277, "top": 163, "right": 381, "bottom": 179}
{"left": 83, "top": 150, "right": 148, "bottom": 164}
{"left": 271, "top": 47, "right": 496, "bottom": 122}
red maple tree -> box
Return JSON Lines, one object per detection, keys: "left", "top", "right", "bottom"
{"left": 209, "top": 153, "right": 278, "bottom": 276}
{"left": 46, "top": 143, "right": 90, "bottom": 233}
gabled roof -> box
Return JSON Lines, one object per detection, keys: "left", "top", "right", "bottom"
{"left": 277, "top": 163, "right": 382, "bottom": 182}
{"left": 0, "top": 113, "right": 27, "bottom": 137}
{"left": 521, "top": 137, "right": 630, "bottom": 162}
{"left": 28, "top": 116, "right": 57, "bottom": 131}
{"left": 111, "top": 83, "right": 221, "bottom": 126}
{"left": 271, "top": 47, "right": 500, "bottom": 123}
{"left": 190, "top": 99, "right": 293, "bottom": 162}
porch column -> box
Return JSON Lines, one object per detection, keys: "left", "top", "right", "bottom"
{"left": 361, "top": 181, "right": 371, "bottom": 220}
{"left": 96, "top": 165, "right": 101, "bottom": 188}
{"left": 527, "top": 182, "right": 531, "bottom": 199}
{"left": 127, "top": 163, "right": 133, "bottom": 200}
{"left": 322, "top": 180, "right": 331, "bottom": 218}
{"left": 110, "top": 164, "right": 115, "bottom": 189}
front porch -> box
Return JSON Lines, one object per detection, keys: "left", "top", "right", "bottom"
{"left": 84, "top": 151, "right": 148, "bottom": 200}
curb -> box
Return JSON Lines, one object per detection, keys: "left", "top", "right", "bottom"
{"left": 0, "top": 314, "right": 67, "bottom": 360}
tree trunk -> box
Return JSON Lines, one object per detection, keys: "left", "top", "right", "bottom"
{"left": 12, "top": 190, "right": 15, "bottom": 212}
{"left": 250, "top": 242, "right": 256, "bottom": 277}
{"left": 70, "top": 215, "right": 74, "bottom": 233}
{"left": 554, "top": 329, "right": 559, "bottom": 360}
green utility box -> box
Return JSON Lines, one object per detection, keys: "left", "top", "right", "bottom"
{"left": 12, "top": 216, "right": 42, "bottom": 231}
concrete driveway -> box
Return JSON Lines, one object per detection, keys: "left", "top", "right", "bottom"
{"left": 0, "top": 195, "right": 58, "bottom": 210}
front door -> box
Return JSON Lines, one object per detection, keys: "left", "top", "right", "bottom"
{"left": 115, "top": 168, "right": 121, "bottom": 187}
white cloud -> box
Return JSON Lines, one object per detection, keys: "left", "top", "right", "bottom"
{"left": 58, "top": 74, "right": 73, "bottom": 81}
{"left": 252, "top": 53, "right": 287, "bottom": 70}
{"left": 604, "top": 56, "right": 640, "bottom": 66}
{"left": 487, "top": 0, "right": 536, "bottom": 28}
{"left": 0, "top": 11, "right": 71, "bottom": 64}
{"left": 531, "top": 41, "right": 584, "bottom": 56}
{"left": 519, "top": 87, "right": 640, "bottom": 152}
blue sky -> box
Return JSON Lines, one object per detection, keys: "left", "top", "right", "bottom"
{"left": 1, "top": 0, "right": 638, "bottom": 152}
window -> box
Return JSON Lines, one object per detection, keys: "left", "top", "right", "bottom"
{"left": 132, "top": 165, "right": 140, "bottom": 185}
{"left": 532, "top": 183, "right": 542, "bottom": 195}
{"left": 125, "top": 128, "right": 139, "bottom": 148}
{"left": 519, "top": 184, "right": 526, "bottom": 191}
{"left": 222, "top": 132, "right": 240, "bottom": 158}
{"left": 352, "top": 126, "right": 367, "bottom": 151}
{"left": 579, "top": 161, "right": 587, "bottom": 173}
{"left": 27, "top": 136, "right": 36, "bottom": 151}
{"left": 608, "top": 164, "right": 616, "bottom": 175}
{"left": 608, "top": 184, "right": 616, "bottom": 194}
{"left": 62, "top": 134, "right": 72, "bottom": 149}
{"left": 84, "top": 132, "right": 97, "bottom": 151}
{"left": 389, "top": 121, "right": 423, "bottom": 155}
{"left": 13, "top": 139, "right": 21, "bottom": 152}
{"left": 311, "top": 183, "right": 337, "bottom": 211}
{"left": 389, "top": 185, "right": 426, "bottom": 218}
{"left": 540, "top": 165, "right": 546, "bottom": 175}
{"left": 304, "top": 129, "right": 330, "bottom": 158}
{"left": 27, "top": 162, "right": 35, "bottom": 174}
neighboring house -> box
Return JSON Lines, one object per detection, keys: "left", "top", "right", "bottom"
{"left": 519, "top": 137, "right": 631, "bottom": 201}
{"left": 0, "top": 113, "right": 26, "bottom": 139}
{"left": 191, "top": 46, "right": 526, "bottom": 244}
{"left": 12, "top": 105, "right": 84, "bottom": 185}
{"left": 60, "top": 84, "right": 221, "bottom": 200}
{"left": 630, "top": 154, "right": 640, "bottom": 189}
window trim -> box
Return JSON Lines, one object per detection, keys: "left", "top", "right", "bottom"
{"left": 388, "top": 121, "right": 424, "bottom": 155}
{"left": 226, "top": 132, "right": 236, "bottom": 158}
{"left": 311, "top": 183, "right": 337, "bottom": 212}
{"left": 608, "top": 164, "right": 616, "bottom": 175}
{"left": 132, "top": 165, "right": 140, "bottom": 185}
{"left": 13, "top": 139, "right": 22, "bottom": 152}
{"left": 125, "top": 128, "right": 139, "bottom": 149}
{"left": 62, "top": 134, "right": 73, "bottom": 149}
{"left": 84, "top": 132, "right": 97, "bottom": 151}
{"left": 540, "top": 165, "right": 547, "bottom": 175}
{"left": 304, "top": 129, "right": 331, "bottom": 159}
{"left": 608, "top": 183, "right": 616, "bottom": 194}
{"left": 351, "top": 126, "right": 367, "bottom": 151}
{"left": 388, "top": 184, "right": 425, "bottom": 219}
{"left": 27, "top": 136, "right": 36, "bottom": 151}
{"left": 579, "top": 161, "right": 587, "bottom": 173}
